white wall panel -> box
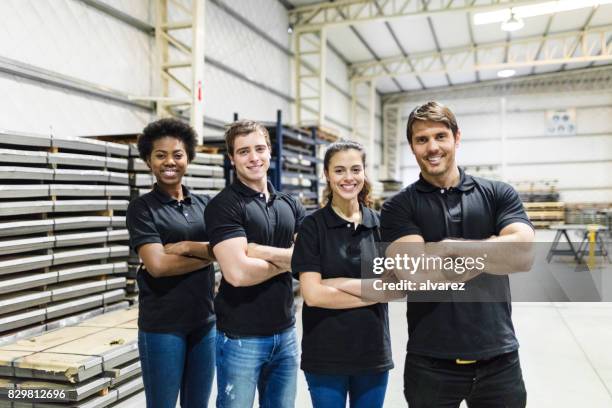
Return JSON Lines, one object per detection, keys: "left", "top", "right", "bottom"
{"left": 0, "top": 75, "right": 151, "bottom": 136}
{"left": 204, "top": 65, "right": 289, "bottom": 124}
{"left": 506, "top": 136, "right": 612, "bottom": 164}
{"left": 326, "top": 46, "right": 349, "bottom": 91}
{"left": 217, "top": 0, "right": 289, "bottom": 47}
{"left": 0, "top": 0, "right": 152, "bottom": 96}
{"left": 205, "top": 0, "right": 291, "bottom": 122}
{"left": 95, "top": 0, "right": 151, "bottom": 23}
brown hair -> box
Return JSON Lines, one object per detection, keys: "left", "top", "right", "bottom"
{"left": 224, "top": 120, "right": 271, "bottom": 156}
{"left": 322, "top": 139, "right": 373, "bottom": 208}
{"left": 406, "top": 101, "right": 459, "bottom": 146}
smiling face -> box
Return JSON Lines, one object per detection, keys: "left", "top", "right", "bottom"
{"left": 325, "top": 148, "right": 365, "bottom": 204}
{"left": 230, "top": 131, "right": 271, "bottom": 185}
{"left": 147, "top": 136, "right": 188, "bottom": 188}
{"left": 410, "top": 120, "right": 461, "bottom": 181}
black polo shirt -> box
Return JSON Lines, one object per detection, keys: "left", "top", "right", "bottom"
{"left": 292, "top": 204, "right": 394, "bottom": 375}
{"left": 381, "top": 168, "right": 533, "bottom": 360}
{"left": 126, "top": 184, "right": 215, "bottom": 333}
{"left": 205, "top": 179, "right": 305, "bottom": 336}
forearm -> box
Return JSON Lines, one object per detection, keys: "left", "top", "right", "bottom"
{"left": 183, "top": 241, "right": 215, "bottom": 260}
{"left": 302, "top": 283, "right": 375, "bottom": 309}
{"left": 145, "top": 254, "right": 208, "bottom": 277}
{"left": 220, "top": 256, "right": 284, "bottom": 287}
{"left": 441, "top": 236, "right": 534, "bottom": 275}
{"left": 323, "top": 277, "right": 404, "bottom": 302}
{"left": 248, "top": 244, "right": 293, "bottom": 265}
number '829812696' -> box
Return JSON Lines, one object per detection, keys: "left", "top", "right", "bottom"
{"left": 8, "top": 388, "right": 66, "bottom": 400}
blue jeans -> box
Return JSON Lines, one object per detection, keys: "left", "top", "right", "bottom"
{"left": 138, "top": 322, "right": 216, "bottom": 408}
{"left": 304, "top": 371, "right": 389, "bottom": 408}
{"left": 215, "top": 327, "right": 298, "bottom": 408}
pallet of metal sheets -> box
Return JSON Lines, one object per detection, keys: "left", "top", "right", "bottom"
{"left": 0, "top": 201, "right": 128, "bottom": 218}
{"left": 0, "top": 272, "right": 58, "bottom": 295}
{"left": 192, "top": 151, "right": 224, "bottom": 166}
{"left": 0, "top": 292, "right": 52, "bottom": 316}
{"left": 0, "top": 303, "right": 130, "bottom": 349}
{"left": 0, "top": 149, "right": 45, "bottom": 165}
{"left": 0, "top": 328, "right": 137, "bottom": 383}
{"left": 0, "top": 310, "right": 47, "bottom": 333}
{"left": 104, "top": 359, "right": 140, "bottom": 387}
{"left": 0, "top": 131, "right": 51, "bottom": 149}
{"left": 0, "top": 257, "right": 54, "bottom": 278}
{"left": 49, "top": 278, "right": 126, "bottom": 303}
{"left": 0, "top": 217, "right": 124, "bottom": 239}
{"left": 45, "top": 289, "right": 125, "bottom": 321}
{"left": 0, "top": 167, "right": 53, "bottom": 181}
{"left": 76, "top": 308, "right": 137, "bottom": 329}
{"left": 0, "top": 311, "right": 138, "bottom": 381}
{"left": 56, "top": 262, "right": 127, "bottom": 283}
{"left": 53, "top": 217, "right": 125, "bottom": 233}
{"left": 1, "top": 377, "right": 144, "bottom": 408}
{"left": 48, "top": 153, "right": 128, "bottom": 171}
{"left": 0, "top": 278, "right": 125, "bottom": 319}
{"left": 51, "top": 246, "right": 129, "bottom": 269}
{"left": 53, "top": 170, "right": 128, "bottom": 185}
{"left": 49, "top": 186, "right": 130, "bottom": 198}
{"left": 0, "top": 185, "right": 50, "bottom": 200}
{"left": 0, "top": 236, "right": 55, "bottom": 257}
{"left": 0, "top": 375, "right": 112, "bottom": 404}
{"left": 51, "top": 136, "right": 129, "bottom": 159}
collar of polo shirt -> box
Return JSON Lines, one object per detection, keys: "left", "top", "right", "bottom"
{"left": 230, "top": 178, "right": 277, "bottom": 198}
{"left": 415, "top": 167, "right": 476, "bottom": 193}
{"left": 322, "top": 202, "right": 378, "bottom": 229}
{"left": 152, "top": 183, "right": 192, "bottom": 204}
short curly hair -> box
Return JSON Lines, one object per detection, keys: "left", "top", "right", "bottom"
{"left": 137, "top": 118, "right": 198, "bottom": 162}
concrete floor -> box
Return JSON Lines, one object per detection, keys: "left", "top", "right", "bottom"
{"left": 121, "top": 300, "right": 612, "bottom": 408}
{"left": 121, "top": 230, "right": 612, "bottom": 407}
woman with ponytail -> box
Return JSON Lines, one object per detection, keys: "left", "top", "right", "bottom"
{"left": 291, "top": 140, "right": 393, "bottom": 408}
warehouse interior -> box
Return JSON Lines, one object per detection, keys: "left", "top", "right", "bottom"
{"left": 0, "top": 0, "right": 611, "bottom": 406}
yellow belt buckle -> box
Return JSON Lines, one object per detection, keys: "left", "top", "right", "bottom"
{"left": 455, "top": 359, "right": 477, "bottom": 365}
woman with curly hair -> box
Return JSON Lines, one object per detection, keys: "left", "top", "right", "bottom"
{"left": 291, "top": 140, "right": 393, "bottom": 408}
{"left": 126, "top": 118, "right": 216, "bottom": 407}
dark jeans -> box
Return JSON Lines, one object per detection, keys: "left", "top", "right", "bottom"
{"left": 138, "top": 322, "right": 216, "bottom": 408}
{"left": 304, "top": 371, "right": 389, "bottom": 408}
{"left": 404, "top": 351, "right": 527, "bottom": 408}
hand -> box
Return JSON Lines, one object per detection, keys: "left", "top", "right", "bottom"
{"left": 270, "top": 260, "right": 292, "bottom": 273}
{"left": 164, "top": 242, "right": 191, "bottom": 257}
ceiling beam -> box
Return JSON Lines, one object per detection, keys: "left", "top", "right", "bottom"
{"left": 382, "top": 65, "right": 612, "bottom": 104}
{"left": 349, "top": 25, "right": 612, "bottom": 80}
{"left": 289, "top": 0, "right": 544, "bottom": 29}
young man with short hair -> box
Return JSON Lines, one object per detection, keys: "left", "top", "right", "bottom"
{"left": 204, "top": 120, "right": 305, "bottom": 408}
{"left": 381, "top": 101, "right": 535, "bottom": 407}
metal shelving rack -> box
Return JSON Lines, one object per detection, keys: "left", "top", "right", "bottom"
{"left": 266, "top": 110, "right": 321, "bottom": 212}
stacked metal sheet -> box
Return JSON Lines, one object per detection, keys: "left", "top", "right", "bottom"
{"left": 0, "top": 307, "right": 143, "bottom": 407}
{"left": 0, "top": 130, "right": 130, "bottom": 338}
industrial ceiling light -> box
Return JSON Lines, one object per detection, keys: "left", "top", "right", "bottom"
{"left": 474, "top": 0, "right": 612, "bottom": 25}
{"left": 501, "top": 12, "right": 524, "bottom": 32}
{"left": 497, "top": 69, "right": 516, "bottom": 78}
{"left": 287, "top": 23, "right": 294, "bottom": 34}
